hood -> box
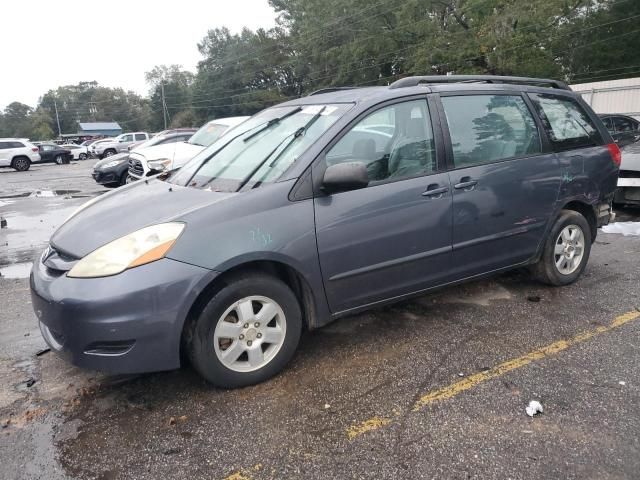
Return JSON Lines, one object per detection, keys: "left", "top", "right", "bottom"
{"left": 94, "top": 153, "right": 129, "bottom": 169}
{"left": 51, "top": 180, "right": 235, "bottom": 258}
{"left": 621, "top": 142, "right": 640, "bottom": 172}
{"left": 133, "top": 142, "right": 204, "bottom": 166}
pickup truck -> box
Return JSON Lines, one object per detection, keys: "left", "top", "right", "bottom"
{"left": 92, "top": 132, "right": 150, "bottom": 159}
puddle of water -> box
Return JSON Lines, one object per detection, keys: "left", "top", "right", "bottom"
{"left": 0, "top": 261, "right": 33, "bottom": 279}
{"left": 29, "top": 190, "right": 81, "bottom": 198}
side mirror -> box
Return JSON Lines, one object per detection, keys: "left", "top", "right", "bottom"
{"left": 322, "top": 162, "right": 369, "bottom": 194}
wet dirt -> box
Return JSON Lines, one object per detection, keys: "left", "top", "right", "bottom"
{"left": 0, "top": 195, "right": 90, "bottom": 275}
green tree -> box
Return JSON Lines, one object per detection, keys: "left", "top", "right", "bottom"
{"left": 145, "top": 65, "right": 195, "bottom": 130}
{"left": 30, "top": 108, "right": 55, "bottom": 141}
{"left": 2, "top": 102, "right": 34, "bottom": 138}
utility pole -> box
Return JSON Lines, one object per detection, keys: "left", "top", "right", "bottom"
{"left": 54, "top": 99, "right": 62, "bottom": 139}
{"left": 161, "top": 81, "right": 168, "bottom": 129}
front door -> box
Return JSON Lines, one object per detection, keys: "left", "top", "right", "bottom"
{"left": 439, "top": 93, "right": 562, "bottom": 277}
{"left": 313, "top": 98, "right": 453, "bottom": 313}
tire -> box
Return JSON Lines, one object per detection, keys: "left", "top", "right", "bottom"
{"left": 119, "top": 171, "right": 128, "bottom": 186}
{"left": 12, "top": 156, "right": 31, "bottom": 172}
{"left": 187, "top": 273, "right": 302, "bottom": 388}
{"left": 54, "top": 155, "right": 64, "bottom": 165}
{"left": 530, "top": 210, "right": 592, "bottom": 286}
{"left": 79, "top": 153, "right": 87, "bottom": 160}
{"left": 104, "top": 149, "right": 116, "bottom": 157}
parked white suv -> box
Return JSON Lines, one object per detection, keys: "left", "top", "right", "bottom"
{"left": 93, "top": 132, "right": 150, "bottom": 159}
{"left": 128, "top": 117, "right": 248, "bottom": 180}
{"left": 0, "top": 138, "right": 41, "bottom": 171}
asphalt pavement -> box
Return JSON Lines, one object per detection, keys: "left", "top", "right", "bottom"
{"left": 1, "top": 160, "right": 639, "bottom": 480}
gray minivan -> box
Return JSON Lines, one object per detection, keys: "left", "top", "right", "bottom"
{"left": 30, "top": 75, "right": 620, "bottom": 388}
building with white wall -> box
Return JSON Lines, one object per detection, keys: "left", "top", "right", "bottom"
{"left": 571, "top": 77, "right": 640, "bottom": 118}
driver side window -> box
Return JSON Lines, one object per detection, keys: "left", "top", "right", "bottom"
{"left": 325, "top": 100, "right": 436, "bottom": 184}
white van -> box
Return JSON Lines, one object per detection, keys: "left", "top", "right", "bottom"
{"left": 127, "top": 117, "right": 248, "bottom": 180}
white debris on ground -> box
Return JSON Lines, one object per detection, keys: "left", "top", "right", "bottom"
{"left": 619, "top": 381, "right": 626, "bottom": 386}
{"left": 525, "top": 400, "right": 543, "bottom": 417}
{"left": 601, "top": 222, "right": 640, "bottom": 236}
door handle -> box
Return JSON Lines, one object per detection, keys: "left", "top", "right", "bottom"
{"left": 454, "top": 177, "right": 478, "bottom": 190}
{"left": 422, "top": 184, "right": 449, "bottom": 198}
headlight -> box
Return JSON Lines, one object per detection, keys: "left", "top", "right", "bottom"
{"left": 67, "top": 223, "right": 185, "bottom": 278}
{"left": 148, "top": 158, "right": 172, "bottom": 171}
{"left": 102, "top": 160, "right": 123, "bottom": 168}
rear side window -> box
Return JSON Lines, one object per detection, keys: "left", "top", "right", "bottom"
{"left": 441, "top": 94, "right": 542, "bottom": 168}
{"left": 10, "top": 141, "right": 25, "bottom": 148}
{"left": 529, "top": 94, "right": 602, "bottom": 150}
{"left": 134, "top": 133, "right": 146, "bottom": 141}
{"left": 0, "top": 142, "right": 10, "bottom": 149}
{"left": 612, "top": 116, "right": 638, "bottom": 133}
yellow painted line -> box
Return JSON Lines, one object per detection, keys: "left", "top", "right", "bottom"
{"left": 346, "top": 416, "right": 392, "bottom": 440}
{"left": 222, "top": 464, "right": 262, "bottom": 480}
{"left": 346, "top": 310, "right": 640, "bottom": 438}
{"left": 413, "top": 309, "right": 639, "bottom": 411}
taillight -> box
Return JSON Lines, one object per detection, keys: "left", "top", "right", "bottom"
{"left": 32, "top": 147, "right": 38, "bottom": 152}
{"left": 607, "top": 143, "right": 621, "bottom": 167}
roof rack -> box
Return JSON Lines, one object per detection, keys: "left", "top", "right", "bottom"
{"left": 388, "top": 75, "right": 571, "bottom": 91}
{"left": 307, "top": 87, "right": 358, "bottom": 96}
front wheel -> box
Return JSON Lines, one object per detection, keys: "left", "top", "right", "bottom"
{"left": 54, "top": 155, "right": 64, "bottom": 165}
{"left": 530, "top": 210, "right": 592, "bottom": 286}
{"left": 79, "top": 153, "right": 87, "bottom": 160}
{"left": 187, "top": 273, "right": 302, "bottom": 388}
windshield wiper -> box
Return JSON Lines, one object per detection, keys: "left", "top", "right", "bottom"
{"left": 183, "top": 114, "right": 300, "bottom": 186}
{"left": 243, "top": 107, "right": 302, "bottom": 142}
{"left": 236, "top": 106, "right": 326, "bottom": 191}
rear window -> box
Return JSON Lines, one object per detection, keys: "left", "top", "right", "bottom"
{"left": 529, "top": 94, "right": 602, "bottom": 150}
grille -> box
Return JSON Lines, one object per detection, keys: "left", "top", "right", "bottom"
{"left": 129, "top": 158, "right": 144, "bottom": 176}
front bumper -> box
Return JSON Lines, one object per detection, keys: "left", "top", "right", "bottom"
{"left": 92, "top": 163, "right": 127, "bottom": 185}
{"left": 30, "top": 255, "right": 215, "bottom": 374}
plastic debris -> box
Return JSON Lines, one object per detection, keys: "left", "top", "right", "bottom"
{"left": 35, "top": 348, "right": 51, "bottom": 357}
{"left": 527, "top": 295, "right": 541, "bottom": 302}
{"left": 324, "top": 403, "right": 331, "bottom": 409}
{"left": 526, "top": 400, "right": 543, "bottom": 417}
{"left": 619, "top": 381, "right": 626, "bottom": 386}
{"left": 0, "top": 217, "right": 7, "bottom": 229}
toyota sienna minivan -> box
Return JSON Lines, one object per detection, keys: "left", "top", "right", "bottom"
{"left": 31, "top": 75, "right": 620, "bottom": 388}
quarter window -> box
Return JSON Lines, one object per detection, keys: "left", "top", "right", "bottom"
{"left": 325, "top": 99, "right": 436, "bottom": 183}
{"left": 441, "top": 95, "right": 542, "bottom": 168}
{"left": 529, "top": 94, "right": 601, "bottom": 150}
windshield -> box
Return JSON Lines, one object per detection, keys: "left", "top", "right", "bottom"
{"left": 170, "top": 104, "right": 351, "bottom": 192}
{"left": 188, "top": 122, "right": 231, "bottom": 147}
{"left": 134, "top": 135, "right": 168, "bottom": 150}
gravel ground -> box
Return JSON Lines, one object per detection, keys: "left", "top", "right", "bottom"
{"left": 1, "top": 160, "right": 639, "bottom": 480}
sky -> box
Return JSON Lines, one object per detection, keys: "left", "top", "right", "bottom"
{"left": 0, "top": 0, "right": 277, "bottom": 110}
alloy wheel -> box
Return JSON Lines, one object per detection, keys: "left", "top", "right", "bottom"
{"left": 554, "top": 224, "right": 585, "bottom": 275}
{"left": 213, "top": 296, "right": 286, "bottom": 372}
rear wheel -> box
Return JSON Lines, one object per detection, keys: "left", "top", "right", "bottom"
{"left": 187, "top": 273, "right": 302, "bottom": 388}
{"left": 54, "top": 155, "right": 64, "bottom": 165}
{"left": 104, "top": 149, "right": 116, "bottom": 157}
{"left": 119, "top": 170, "right": 128, "bottom": 186}
{"left": 12, "top": 156, "right": 31, "bottom": 171}
{"left": 531, "top": 210, "right": 592, "bottom": 286}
